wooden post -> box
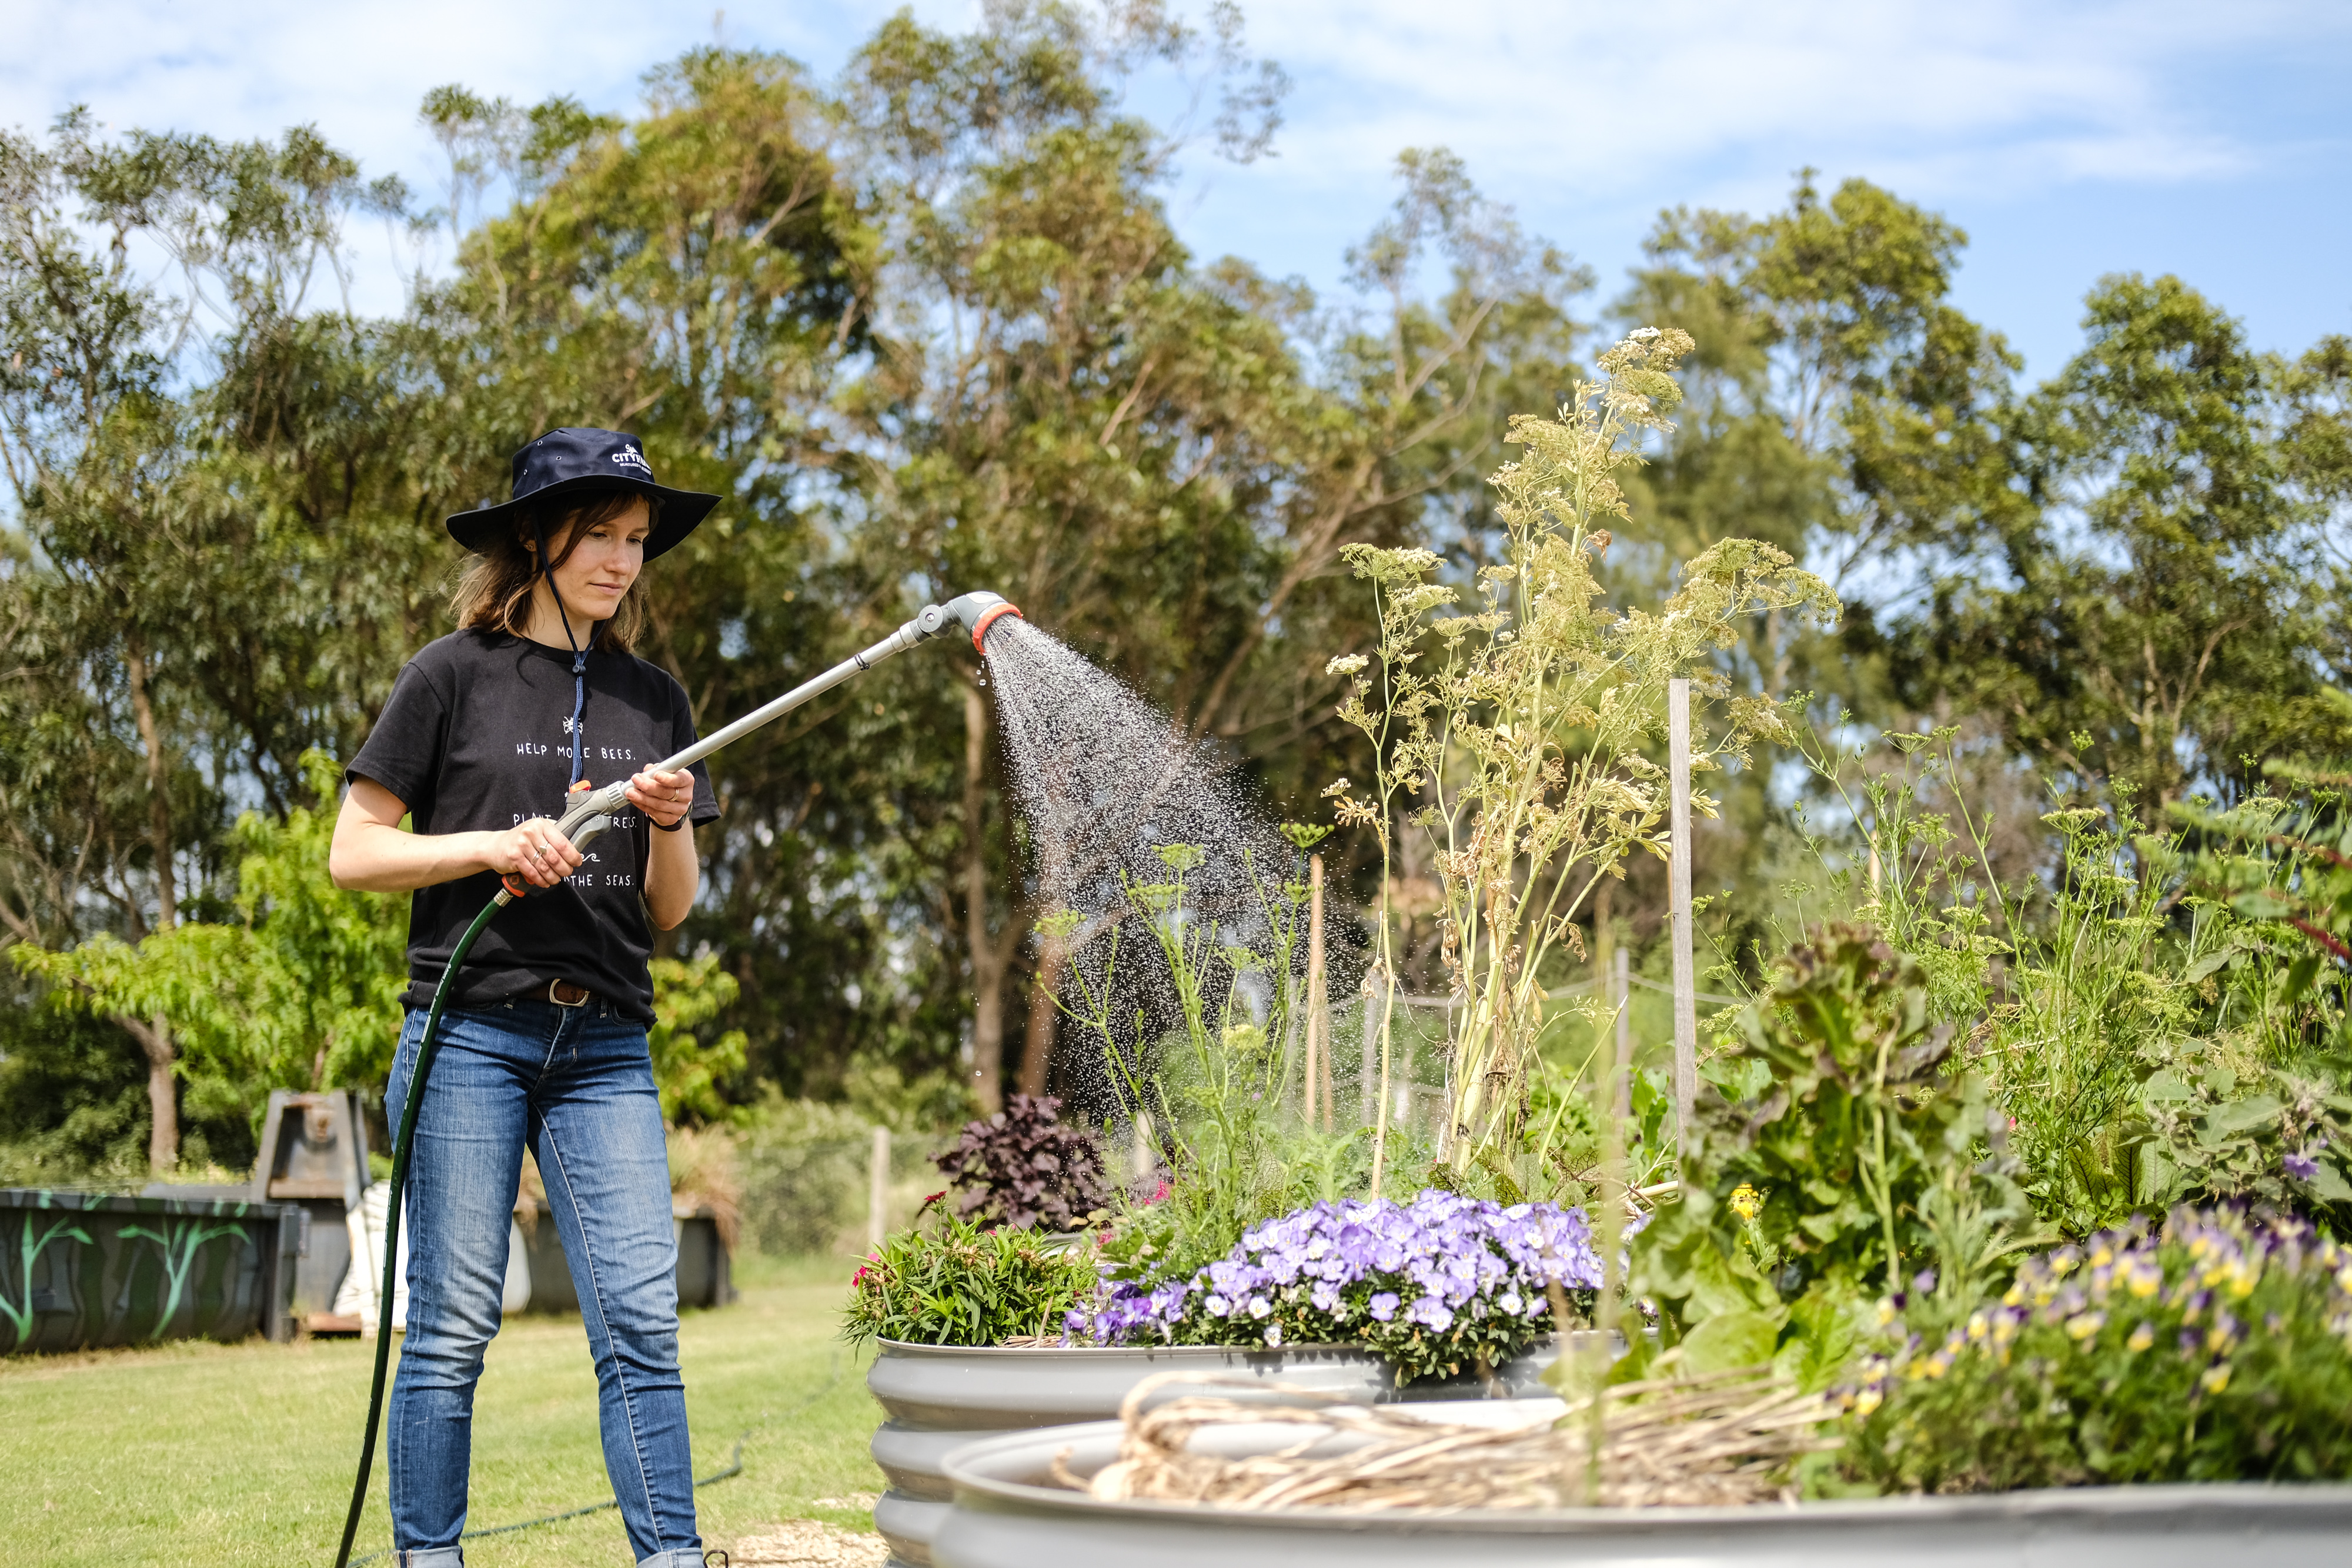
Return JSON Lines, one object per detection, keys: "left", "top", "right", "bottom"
{"left": 867, "top": 1124, "right": 891, "bottom": 1249}
{"left": 1613, "top": 945, "right": 1633, "bottom": 1121}
{"left": 1305, "top": 854, "right": 1332, "bottom": 1131}
{"left": 1668, "top": 677, "right": 1698, "bottom": 1147}
{"left": 1359, "top": 971, "right": 1380, "bottom": 1127}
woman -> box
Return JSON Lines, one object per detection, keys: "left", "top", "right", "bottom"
{"left": 330, "top": 427, "right": 722, "bottom": 1568}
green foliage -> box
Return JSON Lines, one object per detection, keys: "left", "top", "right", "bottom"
{"left": 646, "top": 952, "right": 751, "bottom": 1125}
{"left": 11, "top": 750, "right": 407, "bottom": 1113}
{"left": 1839, "top": 1209, "right": 2352, "bottom": 1491}
{"left": 1628, "top": 924, "right": 2030, "bottom": 1385}
{"left": 840, "top": 1209, "right": 1095, "bottom": 1348}
{"left": 1905, "top": 275, "right": 2352, "bottom": 808}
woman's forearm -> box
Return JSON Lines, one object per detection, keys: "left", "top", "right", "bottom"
{"left": 643, "top": 822, "right": 699, "bottom": 929}
{"left": 330, "top": 815, "right": 499, "bottom": 892}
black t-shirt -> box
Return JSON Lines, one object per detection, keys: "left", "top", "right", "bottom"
{"left": 348, "top": 629, "right": 720, "bottom": 1022}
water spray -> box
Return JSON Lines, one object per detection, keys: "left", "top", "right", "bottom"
{"left": 333, "top": 590, "right": 1018, "bottom": 1568}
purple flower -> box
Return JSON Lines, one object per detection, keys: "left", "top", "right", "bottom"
{"left": 1408, "top": 1296, "right": 1455, "bottom": 1331}
{"left": 1368, "top": 1291, "right": 1401, "bottom": 1322}
{"left": 2285, "top": 1149, "right": 2320, "bottom": 1182}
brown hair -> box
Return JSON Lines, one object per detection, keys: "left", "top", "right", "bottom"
{"left": 449, "top": 489, "right": 660, "bottom": 653}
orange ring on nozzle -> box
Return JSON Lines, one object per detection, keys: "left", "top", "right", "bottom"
{"left": 971, "top": 601, "right": 1023, "bottom": 653}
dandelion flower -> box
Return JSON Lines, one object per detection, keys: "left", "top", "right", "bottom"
{"left": 1730, "top": 1183, "right": 1762, "bottom": 1221}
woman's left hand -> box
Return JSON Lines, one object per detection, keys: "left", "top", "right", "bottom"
{"left": 625, "top": 767, "right": 697, "bottom": 830}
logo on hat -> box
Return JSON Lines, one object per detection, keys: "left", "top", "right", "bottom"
{"left": 612, "top": 444, "right": 654, "bottom": 474}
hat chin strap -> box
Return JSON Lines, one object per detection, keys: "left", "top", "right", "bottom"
{"left": 534, "top": 519, "right": 607, "bottom": 796}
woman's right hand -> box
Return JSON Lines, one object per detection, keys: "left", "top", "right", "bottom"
{"left": 483, "top": 817, "right": 583, "bottom": 888}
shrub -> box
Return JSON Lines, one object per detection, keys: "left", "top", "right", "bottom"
{"left": 841, "top": 1211, "right": 1097, "bottom": 1348}
{"left": 1838, "top": 1207, "right": 2352, "bottom": 1490}
{"left": 1069, "top": 1189, "right": 1603, "bottom": 1382}
{"left": 933, "top": 1092, "right": 1110, "bottom": 1231}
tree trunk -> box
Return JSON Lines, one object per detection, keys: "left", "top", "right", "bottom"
{"left": 123, "top": 633, "right": 177, "bottom": 930}
{"left": 964, "top": 680, "right": 1005, "bottom": 1115}
{"left": 123, "top": 633, "right": 179, "bottom": 1169}
{"left": 118, "top": 1013, "right": 179, "bottom": 1171}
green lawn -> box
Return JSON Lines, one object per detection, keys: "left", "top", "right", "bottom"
{"left": 0, "top": 1254, "right": 882, "bottom": 1567}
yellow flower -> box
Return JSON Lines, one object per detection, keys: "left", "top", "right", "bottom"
{"left": 1876, "top": 1298, "right": 1898, "bottom": 1327}
{"left": 2127, "top": 1265, "right": 2160, "bottom": 1299}
{"left": 1966, "top": 1312, "right": 1990, "bottom": 1342}
{"left": 2090, "top": 1246, "right": 2113, "bottom": 1269}
{"left": 2127, "top": 1322, "right": 2154, "bottom": 1352}
{"left": 2200, "top": 1362, "right": 2231, "bottom": 1395}
{"left": 2066, "top": 1311, "right": 2106, "bottom": 1342}
{"left": 2002, "top": 1283, "right": 2025, "bottom": 1308}
{"left": 1852, "top": 1386, "right": 1883, "bottom": 1417}
{"left": 1730, "top": 1183, "right": 1763, "bottom": 1222}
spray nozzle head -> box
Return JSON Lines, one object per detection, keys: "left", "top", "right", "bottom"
{"left": 916, "top": 590, "right": 1023, "bottom": 653}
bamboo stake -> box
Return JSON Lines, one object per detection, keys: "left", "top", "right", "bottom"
{"left": 1668, "top": 677, "right": 1697, "bottom": 1148}
{"left": 1306, "top": 854, "right": 1334, "bottom": 1131}
{"left": 1612, "top": 945, "right": 1632, "bottom": 1121}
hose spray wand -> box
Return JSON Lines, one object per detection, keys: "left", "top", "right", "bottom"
{"left": 333, "top": 591, "right": 1021, "bottom": 1568}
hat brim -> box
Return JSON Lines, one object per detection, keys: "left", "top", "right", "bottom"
{"left": 445, "top": 475, "right": 720, "bottom": 562}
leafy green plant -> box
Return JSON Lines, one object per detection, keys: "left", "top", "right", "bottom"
{"left": 1329, "top": 326, "right": 1836, "bottom": 1191}
{"left": 1839, "top": 1208, "right": 2352, "bottom": 1491}
{"left": 1772, "top": 723, "right": 2351, "bottom": 1235}
{"left": 1628, "top": 925, "right": 2032, "bottom": 1382}
{"left": 2136, "top": 764, "right": 2352, "bottom": 1222}
{"left": 840, "top": 1208, "right": 1097, "bottom": 1348}
{"left": 647, "top": 951, "right": 751, "bottom": 1125}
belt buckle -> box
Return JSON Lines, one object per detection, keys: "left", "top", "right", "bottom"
{"left": 547, "top": 978, "right": 589, "bottom": 1008}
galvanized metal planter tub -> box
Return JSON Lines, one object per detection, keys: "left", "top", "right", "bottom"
{"left": 868, "top": 1336, "right": 1591, "bottom": 1567}
{"left": 1, "top": 1187, "right": 302, "bottom": 1353}
{"left": 935, "top": 1415, "right": 2352, "bottom": 1568}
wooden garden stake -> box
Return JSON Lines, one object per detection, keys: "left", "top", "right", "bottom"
{"left": 1613, "top": 945, "right": 1632, "bottom": 1121}
{"left": 1668, "top": 677, "right": 1697, "bottom": 1148}
{"left": 867, "top": 1124, "right": 891, "bottom": 1248}
{"left": 1306, "top": 854, "right": 1333, "bottom": 1131}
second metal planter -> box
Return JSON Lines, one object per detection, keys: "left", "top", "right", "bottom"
{"left": 934, "top": 1415, "right": 2352, "bottom": 1568}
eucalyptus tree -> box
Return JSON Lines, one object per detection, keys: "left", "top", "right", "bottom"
{"left": 0, "top": 113, "right": 410, "bottom": 1166}
{"left": 1909, "top": 276, "right": 2351, "bottom": 809}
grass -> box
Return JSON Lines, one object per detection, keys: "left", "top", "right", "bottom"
{"left": 0, "top": 1253, "right": 880, "bottom": 1568}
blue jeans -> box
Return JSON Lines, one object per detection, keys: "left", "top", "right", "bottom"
{"left": 385, "top": 998, "right": 703, "bottom": 1568}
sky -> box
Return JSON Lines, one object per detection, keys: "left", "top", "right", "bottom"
{"left": 8, "top": 0, "right": 2348, "bottom": 382}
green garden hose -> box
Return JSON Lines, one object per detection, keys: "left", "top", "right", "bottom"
{"left": 335, "top": 890, "right": 509, "bottom": 1568}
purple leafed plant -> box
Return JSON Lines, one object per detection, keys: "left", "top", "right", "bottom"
{"left": 933, "top": 1093, "right": 1111, "bottom": 1232}
{"left": 1067, "top": 1189, "right": 1609, "bottom": 1382}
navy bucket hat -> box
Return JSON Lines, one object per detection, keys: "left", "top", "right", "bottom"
{"left": 445, "top": 427, "right": 721, "bottom": 561}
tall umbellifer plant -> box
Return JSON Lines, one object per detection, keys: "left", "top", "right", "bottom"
{"left": 1329, "top": 328, "right": 1838, "bottom": 1189}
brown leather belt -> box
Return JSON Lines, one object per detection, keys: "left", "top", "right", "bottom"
{"left": 547, "top": 978, "right": 593, "bottom": 1008}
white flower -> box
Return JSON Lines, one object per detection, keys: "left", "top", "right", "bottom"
{"left": 1325, "top": 653, "right": 1369, "bottom": 676}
